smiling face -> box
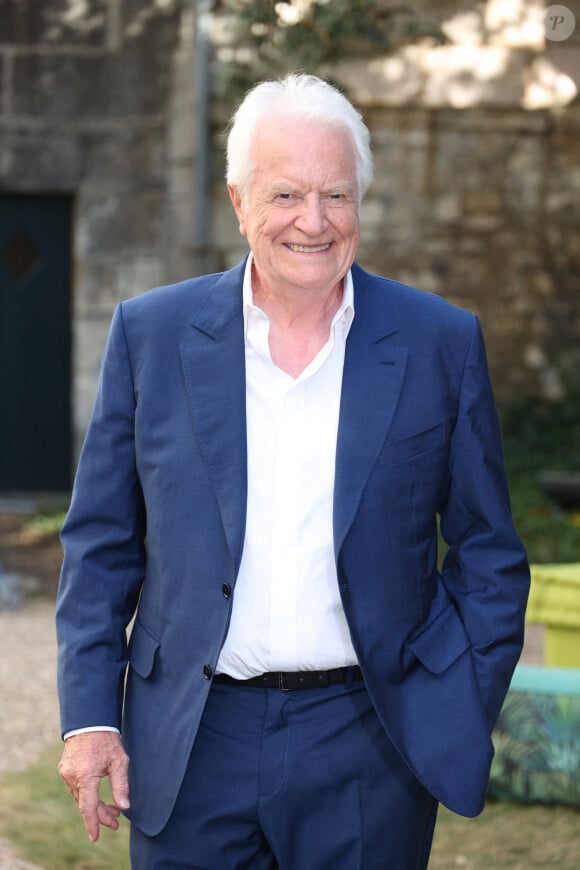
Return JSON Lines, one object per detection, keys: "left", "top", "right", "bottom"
{"left": 228, "top": 118, "right": 361, "bottom": 301}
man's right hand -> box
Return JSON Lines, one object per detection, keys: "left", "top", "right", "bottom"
{"left": 58, "top": 731, "right": 130, "bottom": 842}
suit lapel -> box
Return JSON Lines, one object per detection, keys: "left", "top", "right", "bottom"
{"left": 179, "top": 263, "right": 248, "bottom": 573}
{"left": 334, "top": 265, "right": 408, "bottom": 557}
{"left": 178, "top": 260, "right": 406, "bottom": 569}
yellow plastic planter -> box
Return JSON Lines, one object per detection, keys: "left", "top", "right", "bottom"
{"left": 527, "top": 564, "right": 580, "bottom": 667}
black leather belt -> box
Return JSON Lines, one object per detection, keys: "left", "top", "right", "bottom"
{"left": 213, "top": 665, "right": 363, "bottom": 691}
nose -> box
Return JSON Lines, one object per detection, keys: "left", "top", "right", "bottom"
{"left": 295, "top": 194, "right": 328, "bottom": 236}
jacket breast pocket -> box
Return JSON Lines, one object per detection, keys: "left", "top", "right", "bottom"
{"left": 128, "top": 620, "right": 160, "bottom": 680}
{"left": 377, "top": 419, "right": 453, "bottom": 469}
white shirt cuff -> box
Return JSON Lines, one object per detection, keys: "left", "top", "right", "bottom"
{"left": 63, "top": 725, "right": 121, "bottom": 740}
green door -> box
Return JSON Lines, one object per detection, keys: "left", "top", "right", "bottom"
{"left": 0, "top": 194, "right": 72, "bottom": 492}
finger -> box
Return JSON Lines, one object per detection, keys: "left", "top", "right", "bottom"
{"left": 77, "top": 779, "right": 101, "bottom": 843}
{"left": 96, "top": 800, "right": 121, "bottom": 832}
{"left": 108, "top": 753, "right": 131, "bottom": 810}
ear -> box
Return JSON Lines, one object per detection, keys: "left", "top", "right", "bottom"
{"left": 228, "top": 184, "right": 247, "bottom": 236}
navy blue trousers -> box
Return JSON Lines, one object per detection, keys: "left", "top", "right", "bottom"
{"left": 130, "top": 676, "right": 437, "bottom": 869}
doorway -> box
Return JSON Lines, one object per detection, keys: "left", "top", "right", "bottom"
{"left": 0, "top": 194, "right": 72, "bottom": 492}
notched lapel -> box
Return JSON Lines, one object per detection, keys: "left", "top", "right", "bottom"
{"left": 334, "top": 275, "right": 408, "bottom": 557}
{"left": 179, "top": 272, "right": 247, "bottom": 572}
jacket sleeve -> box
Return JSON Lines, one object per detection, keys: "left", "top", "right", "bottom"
{"left": 438, "top": 315, "right": 530, "bottom": 731}
{"left": 56, "top": 303, "right": 146, "bottom": 736}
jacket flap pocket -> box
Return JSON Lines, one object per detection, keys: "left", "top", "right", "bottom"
{"left": 128, "top": 621, "right": 160, "bottom": 679}
{"left": 406, "top": 603, "right": 471, "bottom": 675}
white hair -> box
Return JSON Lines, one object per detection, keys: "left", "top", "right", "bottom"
{"left": 226, "top": 73, "right": 374, "bottom": 202}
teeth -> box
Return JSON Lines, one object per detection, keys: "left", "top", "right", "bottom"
{"left": 287, "top": 243, "right": 330, "bottom": 253}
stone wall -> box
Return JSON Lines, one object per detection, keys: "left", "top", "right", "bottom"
{"left": 358, "top": 103, "right": 580, "bottom": 405}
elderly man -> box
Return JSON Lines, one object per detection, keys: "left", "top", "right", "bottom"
{"left": 57, "top": 74, "right": 529, "bottom": 868}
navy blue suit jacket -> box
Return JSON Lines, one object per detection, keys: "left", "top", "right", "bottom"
{"left": 57, "top": 260, "right": 529, "bottom": 834}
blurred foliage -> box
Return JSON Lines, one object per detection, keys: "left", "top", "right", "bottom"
{"left": 24, "top": 506, "right": 68, "bottom": 538}
{"left": 508, "top": 475, "right": 580, "bottom": 564}
{"left": 501, "top": 390, "right": 580, "bottom": 476}
{"left": 216, "top": 0, "right": 447, "bottom": 97}
{"left": 501, "top": 384, "right": 580, "bottom": 564}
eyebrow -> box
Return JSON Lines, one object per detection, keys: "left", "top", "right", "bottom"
{"left": 267, "top": 179, "right": 356, "bottom": 195}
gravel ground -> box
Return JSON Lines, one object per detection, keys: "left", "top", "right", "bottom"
{"left": 0, "top": 600, "right": 59, "bottom": 870}
{"left": 0, "top": 600, "right": 59, "bottom": 775}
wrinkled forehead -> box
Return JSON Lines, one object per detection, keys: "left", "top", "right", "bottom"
{"left": 247, "top": 117, "right": 358, "bottom": 188}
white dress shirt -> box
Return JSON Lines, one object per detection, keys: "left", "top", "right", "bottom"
{"left": 216, "top": 255, "right": 358, "bottom": 678}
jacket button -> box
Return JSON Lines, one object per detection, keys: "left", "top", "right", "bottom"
{"left": 203, "top": 664, "right": 212, "bottom": 680}
{"left": 222, "top": 582, "right": 232, "bottom": 599}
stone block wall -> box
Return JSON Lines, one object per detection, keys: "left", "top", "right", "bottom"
{"left": 356, "top": 103, "right": 580, "bottom": 405}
